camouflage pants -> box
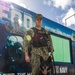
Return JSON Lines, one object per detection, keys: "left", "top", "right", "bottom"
{"left": 30, "top": 47, "right": 49, "bottom": 75}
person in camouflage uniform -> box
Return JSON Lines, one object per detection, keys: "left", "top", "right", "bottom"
{"left": 23, "top": 14, "right": 54, "bottom": 75}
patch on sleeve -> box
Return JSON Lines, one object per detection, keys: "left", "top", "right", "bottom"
{"left": 26, "top": 35, "right": 31, "bottom": 41}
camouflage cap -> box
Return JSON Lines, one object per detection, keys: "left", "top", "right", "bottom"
{"left": 34, "top": 14, "right": 42, "bottom": 20}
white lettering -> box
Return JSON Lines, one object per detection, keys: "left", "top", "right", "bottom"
{"left": 24, "top": 13, "right": 33, "bottom": 30}
{"left": 27, "top": 73, "right": 32, "bottom": 75}
{"left": 11, "top": 9, "right": 22, "bottom": 23}
{"left": 17, "top": 73, "right": 32, "bottom": 75}
{"left": 0, "top": 5, "right": 2, "bottom": 18}
{"left": 45, "top": 26, "right": 55, "bottom": 32}
{"left": 3, "top": 73, "right": 15, "bottom": 75}
{"left": 55, "top": 66, "right": 60, "bottom": 73}
{"left": 60, "top": 67, "right": 68, "bottom": 73}
{"left": 2, "top": 6, "right": 9, "bottom": 19}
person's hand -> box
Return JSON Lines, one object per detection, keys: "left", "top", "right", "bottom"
{"left": 25, "top": 55, "right": 30, "bottom": 62}
{"left": 50, "top": 53, "right": 53, "bottom": 59}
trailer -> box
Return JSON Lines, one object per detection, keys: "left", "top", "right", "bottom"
{"left": 0, "top": 0, "right": 75, "bottom": 75}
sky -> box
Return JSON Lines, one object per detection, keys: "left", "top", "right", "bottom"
{"left": 4, "top": 0, "right": 75, "bottom": 30}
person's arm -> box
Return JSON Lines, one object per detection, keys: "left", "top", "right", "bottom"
{"left": 47, "top": 31, "right": 54, "bottom": 56}
{"left": 23, "top": 29, "right": 34, "bottom": 62}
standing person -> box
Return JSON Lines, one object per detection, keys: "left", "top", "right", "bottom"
{"left": 23, "top": 14, "right": 54, "bottom": 75}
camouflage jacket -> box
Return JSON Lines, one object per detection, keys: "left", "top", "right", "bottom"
{"left": 23, "top": 27, "right": 54, "bottom": 54}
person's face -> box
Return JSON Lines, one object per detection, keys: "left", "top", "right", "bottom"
{"left": 35, "top": 18, "right": 42, "bottom": 27}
